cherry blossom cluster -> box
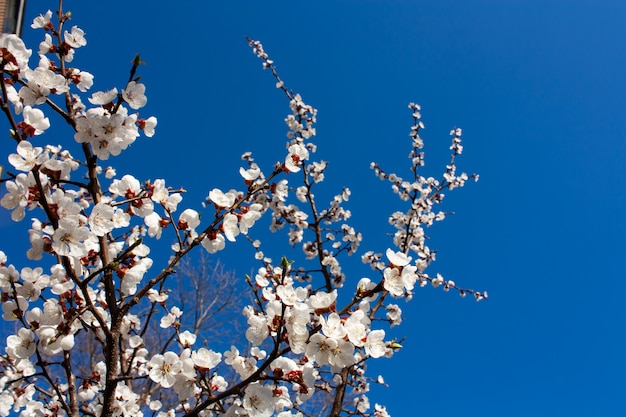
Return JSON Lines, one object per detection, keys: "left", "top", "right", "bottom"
{"left": 368, "top": 103, "right": 486, "bottom": 301}
{"left": 0, "top": 5, "right": 484, "bottom": 417}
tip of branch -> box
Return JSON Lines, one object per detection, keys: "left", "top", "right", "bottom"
{"left": 280, "top": 256, "right": 293, "bottom": 268}
{"left": 133, "top": 54, "right": 145, "bottom": 66}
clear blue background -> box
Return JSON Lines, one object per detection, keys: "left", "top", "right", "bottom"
{"left": 1, "top": 1, "right": 625, "bottom": 415}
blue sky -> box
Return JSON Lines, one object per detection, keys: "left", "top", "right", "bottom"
{"left": 2, "top": 1, "right": 626, "bottom": 416}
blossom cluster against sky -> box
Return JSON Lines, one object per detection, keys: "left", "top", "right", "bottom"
{"left": 1, "top": 1, "right": 625, "bottom": 416}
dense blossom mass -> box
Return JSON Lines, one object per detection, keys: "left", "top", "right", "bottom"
{"left": 0, "top": 5, "right": 486, "bottom": 417}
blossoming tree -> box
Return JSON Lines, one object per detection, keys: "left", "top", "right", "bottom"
{"left": 0, "top": 4, "right": 486, "bottom": 417}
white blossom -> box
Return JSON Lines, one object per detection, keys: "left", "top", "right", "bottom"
{"left": 6, "top": 328, "right": 36, "bottom": 359}
{"left": 64, "top": 26, "right": 87, "bottom": 48}
{"left": 365, "top": 330, "right": 388, "bottom": 358}
{"left": 31, "top": 10, "right": 52, "bottom": 29}
{"left": 21, "top": 106, "right": 50, "bottom": 135}
{"left": 243, "top": 383, "right": 275, "bottom": 417}
{"left": 192, "top": 348, "right": 222, "bottom": 370}
{"left": 285, "top": 143, "right": 309, "bottom": 173}
{"left": 208, "top": 188, "right": 237, "bottom": 208}
{"left": 149, "top": 352, "right": 182, "bottom": 388}
{"left": 0, "top": 34, "right": 32, "bottom": 72}
{"left": 122, "top": 81, "right": 147, "bottom": 109}
{"left": 8, "top": 141, "right": 45, "bottom": 171}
